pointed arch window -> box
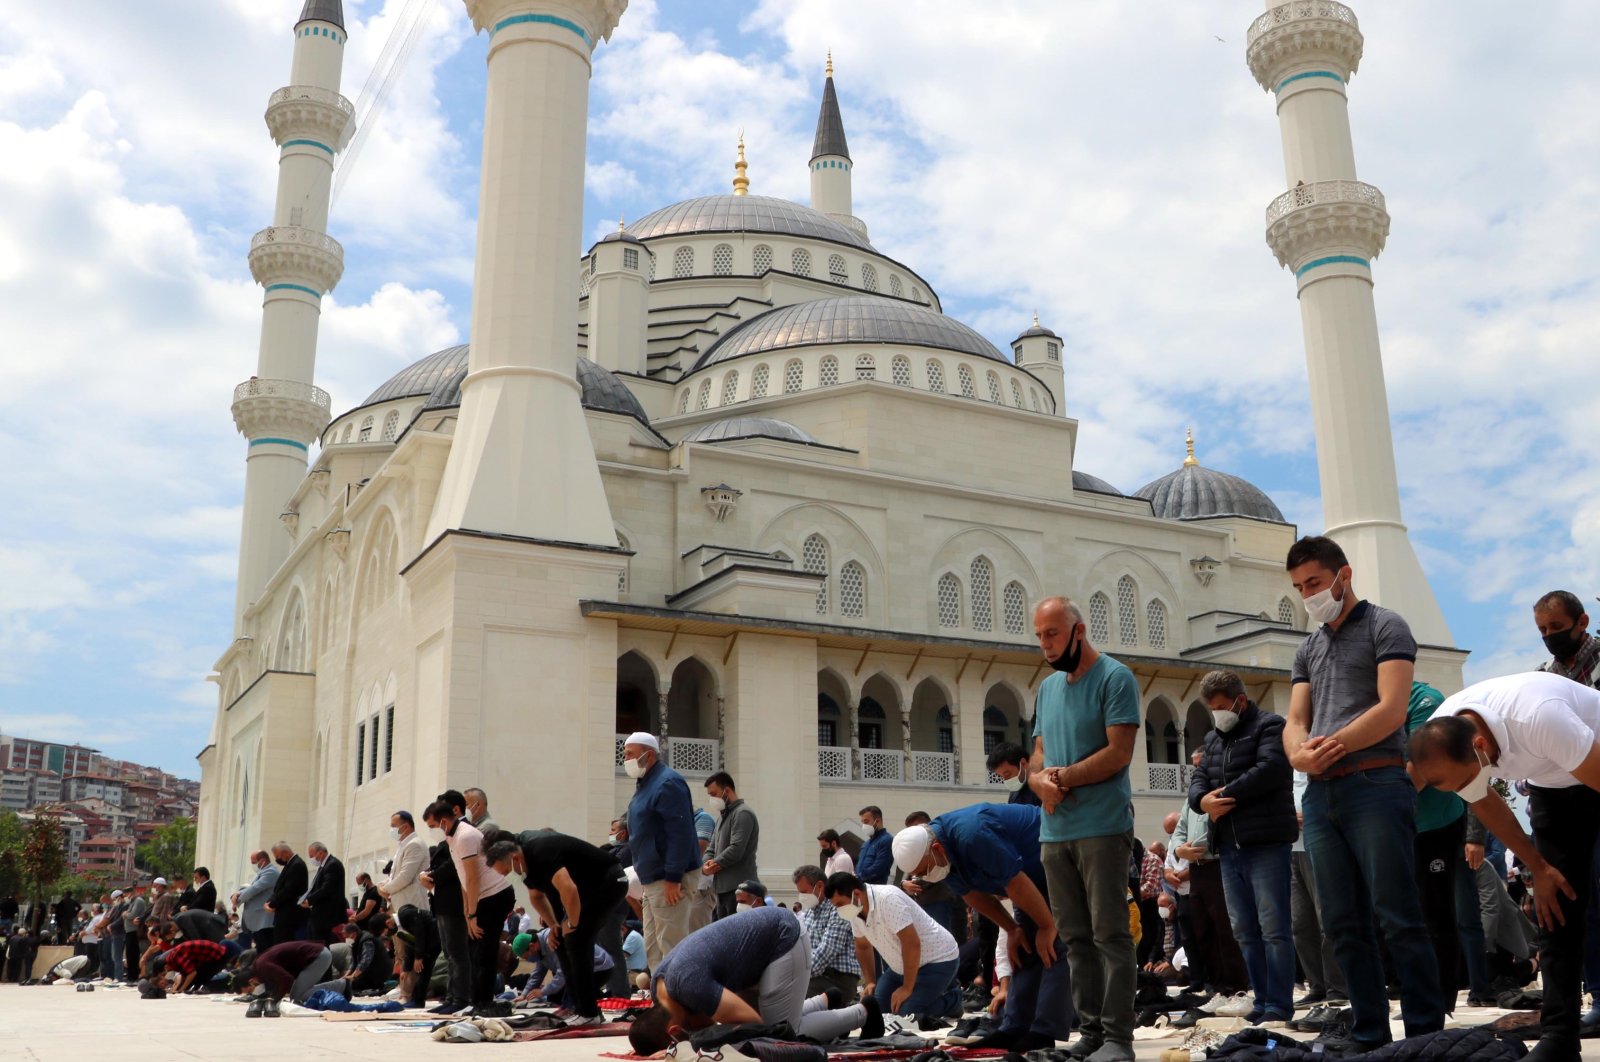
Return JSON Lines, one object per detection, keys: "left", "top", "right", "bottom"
{"left": 751, "top": 364, "right": 770, "bottom": 398}
{"left": 1003, "top": 582, "right": 1027, "bottom": 636}
{"left": 891, "top": 355, "right": 912, "bottom": 387}
{"left": 803, "top": 534, "right": 830, "bottom": 614}
{"left": 1277, "top": 596, "right": 1296, "bottom": 627}
{"left": 819, "top": 355, "right": 839, "bottom": 387}
{"left": 1029, "top": 388, "right": 1040, "bottom": 411}
{"left": 721, "top": 371, "right": 739, "bottom": 405}
{"left": 712, "top": 243, "right": 733, "bottom": 275}
{"left": 937, "top": 573, "right": 962, "bottom": 629}
{"left": 792, "top": 248, "right": 812, "bottom": 276}
{"left": 678, "top": 389, "right": 691, "bottom": 413}
{"left": 1088, "top": 592, "right": 1111, "bottom": 645}
{"left": 1116, "top": 576, "right": 1139, "bottom": 646}
{"left": 358, "top": 415, "right": 374, "bottom": 441}
{"left": 987, "top": 371, "right": 1002, "bottom": 403}
{"left": 970, "top": 556, "right": 994, "bottom": 632}
{"left": 1146, "top": 599, "right": 1168, "bottom": 650}
{"left": 840, "top": 561, "right": 866, "bottom": 618}
{"left": 889, "top": 275, "right": 903, "bottom": 297}
{"left": 1010, "top": 380, "right": 1024, "bottom": 407}
{"left": 696, "top": 378, "right": 712, "bottom": 410}
{"left": 673, "top": 246, "right": 694, "bottom": 278}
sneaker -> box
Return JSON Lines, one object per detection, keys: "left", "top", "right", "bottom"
{"left": 1180, "top": 1028, "right": 1226, "bottom": 1053}
{"left": 1213, "top": 993, "right": 1254, "bottom": 1018}
{"left": 1290, "top": 1004, "right": 1336, "bottom": 1032}
{"left": 473, "top": 1001, "right": 515, "bottom": 1019}
{"left": 1295, "top": 989, "right": 1326, "bottom": 1008}
{"left": 563, "top": 1012, "right": 605, "bottom": 1027}
{"left": 452, "top": 1003, "right": 475, "bottom": 1016}
{"left": 1170, "top": 1009, "right": 1207, "bottom": 1029}
{"left": 1246, "top": 1008, "right": 1293, "bottom": 1026}
{"left": 860, "top": 994, "right": 885, "bottom": 1039}
{"left": 1197, "top": 991, "right": 1230, "bottom": 1014}
{"left": 943, "top": 1018, "right": 988, "bottom": 1045}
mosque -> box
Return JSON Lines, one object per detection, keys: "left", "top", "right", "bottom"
{"left": 196, "top": 0, "right": 1465, "bottom": 890}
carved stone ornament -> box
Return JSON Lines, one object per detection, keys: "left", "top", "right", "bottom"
{"left": 702, "top": 483, "right": 743, "bottom": 523}
{"left": 1191, "top": 555, "right": 1220, "bottom": 588}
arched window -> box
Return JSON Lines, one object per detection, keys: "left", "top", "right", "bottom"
{"left": 712, "top": 243, "right": 733, "bottom": 276}
{"left": 752, "top": 244, "right": 773, "bottom": 275}
{"left": 783, "top": 360, "right": 803, "bottom": 394}
{"left": 861, "top": 263, "right": 879, "bottom": 292}
{"left": 970, "top": 556, "right": 994, "bottom": 632}
{"left": 696, "top": 378, "right": 712, "bottom": 411}
{"left": 648, "top": 253, "right": 657, "bottom": 280}
{"left": 803, "top": 534, "right": 829, "bottom": 614}
{"left": 341, "top": 423, "right": 353, "bottom": 443}
{"left": 358, "top": 415, "right": 374, "bottom": 441}
{"left": 792, "top": 248, "right": 811, "bottom": 276}
{"left": 912, "top": 286, "right": 924, "bottom": 303}
{"left": 1116, "top": 575, "right": 1139, "bottom": 646}
{"left": 891, "top": 355, "right": 912, "bottom": 387}
{"left": 1277, "top": 596, "right": 1296, "bottom": 627}
{"left": 673, "top": 246, "right": 694, "bottom": 278}
{"left": 1088, "top": 592, "right": 1111, "bottom": 645}
{"left": 1002, "top": 582, "right": 1027, "bottom": 636}
{"left": 889, "top": 275, "right": 903, "bottom": 297}
{"left": 987, "top": 371, "right": 1002, "bottom": 403}
{"left": 1029, "top": 388, "right": 1040, "bottom": 411}
{"left": 381, "top": 410, "right": 400, "bottom": 441}
{"left": 721, "top": 371, "right": 739, "bottom": 405}
{"left": 1146, "top": 599, "right": 1168, "bottom": 650}
{"left": 957, "top": 364, "right": 976, "bottom": 398}
{"left": 937, "top": 573, "right": 962, "bottom": 629}
{"left": 926, "top": 360, "right": 945, "bottom": 393}
{"left": 678, "top": 389, "right": 691, "bottom": 413}
{"left": 1010, "top": 380, "right": 1024, "bottom": 407}
{"left": 828, "top": 254, "right": 848, "bottom": 283}
{"left": 839, "top": 561, "right": 866, "bottom": 618}
{"left": 751, "top": 364, "right": 769, "bottom": 398}
{"left": 855, "top": 354, "right": 876, "bottom": 380}
{"left": 819, "top": 355, "right": 839, "bottom": 387}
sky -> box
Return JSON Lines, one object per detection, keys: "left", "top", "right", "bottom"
{"left": 0, "top": 1, "right": 1596, "bottom": 777}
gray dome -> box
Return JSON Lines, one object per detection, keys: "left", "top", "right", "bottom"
{"left": 1134, "top": 462, "right": 1286, "bottom": 523}
{"left": 681, "top": 416, "right": 819, "bottom": 446}
{"left": 694, "top": 296, "right": 1008, "bottom": 370}
{"left": 1072, "top": 470, "right": 1122, "bottom": 496}
{"left": 361, "top": 346, "right": 650, "bottom": 428}
{"left": 626, "top": 194, "right": 873, "bottom": 251}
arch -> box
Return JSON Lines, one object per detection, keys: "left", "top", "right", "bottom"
{"left": 341, "top": 422, "right": 353, "bottom": 443}
{"left": 751, "top": 363, "right": 770, "bottom": 398}
{"left": 1010, "top": 379, "right": 1024, "bottom": 407}
{"left": 817, "top": 669, "right": 852, "bottom": 751}
{"left": 926, "top": 360, "right": 946, "bottom": 393}
{"left": 721, "top": 370, "right": 739, "bottom": 405}
{"left": 839, "top": 560, "right": 866, "bottom": 619}
{"left": 819, "top": 355, "right": 839, "bottom": 387}
{"left": 616, "top": 650, "right": 659, "bottom": 737}
{"left": 891, "top": 355, "right": 912, "bottom": 387}
{"left": 356, "top": 508, "right": 400, "bottom": 616}
{"left": 909, "top": 678, "right": 956, "bottom": 784}
{"left": 783, "top": 359, "right": 803, "bottom": 394}
{"left": 969, "top": 556, "right": 994, "bottom": 633}
{"left": 759, "top": 502, "right": 888, "bottom": 615}
{"left": 936, "top": 572, "right": 962, "bottom": 629}
{"left": 1002, "top": 581, "right": 1027, "bottom": 636}
{"left": 673, "top": 245, "right": 694, "bottom": 278}
{"left": 666, "top": 656, "right": 719, "bottom": 742}
{"left": 791, "top": 247, "right": 812, "bottom": 276}
{"left": 1146, "top": 599, "right": 1169, "bottom": 650}
{"left": 752, "top": 244, "right": 773, "bottom": 275}
{"left": 1184, "top": 701, "right": 1211, "bottom": 758}
{"left": 986, "top": 370, "right": 1002, "bottom": 403}
{"left": 358, "top": 415, "right": 374, "bottom": 441}
{"left": 912, "top": 286, "right": 924, "bottom": 303}
{"left": 889, "top": 274, "right": 903, "bottom": 297}
{"left": 983, "top": 682, "right": 1027, "bottom": 753}
{"left": 957, "top": 364, "right": 976, "bottom": 398}
{"left": 926, "top": 525, "right": 1044, "bottom": 606}
{"left": 1029, "top": 388, "right": 1040, "bottom": 411}
{"left": 861, "top": 263, "right": 878, "bottom": 291}
{"left": 858, "top": 674, "right": 901, "bottom": 754}
{"left": 1087, "top": 591, "right": 1111, "bottom": 645}
{"left": 678, "top": 388, "right": 691, "bottom": 413}
{"left": 274, "top": 587, "right": 309, "bottom": 672}
{"left": 802, "top": 533, "right": 830, "bottom": 614}
{"left": 1083, "top": 549, "right": 1185, "bottom": 621}
{"left": 1277, "top": 596, "right": 1296, "bottom": 628}
{"left": 1116, "top": 575, "right": 1139, "bottom": 646}
{"left": 1145, "top": 697, "right": 1181, "bottom": 764}
{"left": 381, "top": 409, "right": 400, "bottom": 441}
{"left": 855, "top": 353, "right": 876, "bottom": 381}
{"left": 711, "top": 243, "right": 733, "bottom": 276}
{"left": 827, "top": 253, "right": 847, "bottom": 283}
{"left": 696, "top": 377, "right": 712, "bottom": 410}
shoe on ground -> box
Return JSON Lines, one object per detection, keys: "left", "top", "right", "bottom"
{"left": 1525, "top": 1035, "right": 1583, "bottom": 1061}
{"left": 1197, "top": 991, "right": 1229, "bottom": 1014}
{"left": 1170, "top": 1009, "right": 1206, "bottom": 1029}
{"left": 1466, "top": 994, "right": 1498, "bottom": 1008}
{"left": 860, "top": 994, "right": 885, "bottom": 1039}
{"left": 1581, "top": 1003, "right": 1600, "bottom": 1028}
{"left": 1084, "top": 1042, "right": 1135, "bottom": 1062}
{"left": 562, "top": 1012, "right": 605, "bottom": 1027}
{"left": 1246, "top": 1008, "right": 1293, "bottom": 1026}
{"left": 1066, "top": 1032, "right": 1104, "bottom": 1059}
{"left": 965, "top": 1029, "right": 1017, "bottom": 1051}
{"left": 916, "top": 1015, "right": 950, "bottom": 1032}
{"left": 246, "top": 997, "right": 265, "bottom": 1018}
{"left": 1289, "top": 1003, "right": 1332, "bottom": 1032}
{"left": 427, "top": 1001, "right": 462, "bottom": 1015}
{"left": 262, "top": 997, "right": 281, "bottom": 1018}
{"left": 1011, "top": 1031, "right": 1058, "bottom": 1052}
{"left": 1213, "top": 993, "right": 1254, "bottom": 1018}
{"left": 1294, "top": 989, "right": 1326, "bottom": 1008}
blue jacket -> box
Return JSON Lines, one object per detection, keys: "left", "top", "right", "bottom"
{"left": 857, "top": 829, "right": 894, "bottom": 885}
{"left": 1187, "top": 702, "right": 1297, "bottom": 850}
{"left": 236, "top": 862, "right": 279, "bottom": 932}
{"left": 929, "top": 803, "right": 1044, "bottom": 897}
{"left": 627, "top": 760, "right": 701, "bottom": 885}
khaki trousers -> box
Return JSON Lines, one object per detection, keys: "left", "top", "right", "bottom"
{"left": 641, "top": 869, "right": 711, "bottom": 969}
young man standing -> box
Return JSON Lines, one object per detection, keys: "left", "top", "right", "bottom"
{"left": 856, "top": 807, "right": 893, "bottom": 885}
{"left": 1284, "top": 536, "right": 1441, "bottom": 1051}
{"left": 1029, "top": 595, "right": 1140, "bottom": 1062}
{"left": 701, "top": 772, "right": 759, "bottom": 920}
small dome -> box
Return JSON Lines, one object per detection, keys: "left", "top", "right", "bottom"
{"left": 1072, "top": 470, "right": 1122, "bottom": 496}
{"left": 626, "top": 194, "right": 873, "bottom": 251}
{"left": 1015, "top": 313, "right": 1059, "bottom": 342}
{"left": 598, "top": 228, "right": 645, "bottom": 246}
{"left": 680, "top": 416, "right": 819, "bottom": 446}
{"left": 694, "top": 296, "right": 1008, "bottom": 370}
{"left": 1134, "top": 459, "right": 1285, "bottom": 523}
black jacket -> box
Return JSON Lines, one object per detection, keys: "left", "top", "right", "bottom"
{"left": 427, "top": 842, "right": 462, "bottom": 914}
{"left": 1187, "top": 702, "right": 1298, "bottom": 850}
{"left": 305, "top": 855, "right": 347, "bottom": 926}
{"left": 270, "top": 855, "right": 309, "bottom": 927}
{"left": 190, "top": 881, "right": 217, "bottom": 915}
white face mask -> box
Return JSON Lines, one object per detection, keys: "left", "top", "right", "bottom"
{"left": 390, "top": 827, "right": 401, "bottom": 841}
{"left": 1212, "top": 702, "right": 1243, "bottom": 734}
{"left": 607, "top": 834, "right": 619, "bottom": 846}
{"left": 796, "top": 892, "right": 820, "bottom": 911}
{"left": 1001, "top": 771, "right": 1026, "bottom": 792}
{"left": 860, "top": 823, "right": 876, "bottom": 837}
{"left": 921, "top": 860, "right": 951, "bottom": 884}
{"left": 1303, "top": 573, "right": 1346, "bottom": 625}
{"left": 706, "top": 796, "right": 726, "bottom": 815}
{"left": 1457, "top": 746, "right": 1493, "bottom": 804}
{"left": 623, "top": 756, "right": 648, "bottom": 779}
{"left": 835, "top": 902, "right": 862, "bottom": 922}
{"left": 1158, "top": 906, "right": 1173, "bottom": 921}
{"left": 740, "top": 901, "right": 761, "bottom": 911}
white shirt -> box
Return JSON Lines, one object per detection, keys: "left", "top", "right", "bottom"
{"left": 1162, "top": 847, "right": 1190, "bottom": 897}
{"left": 824, "top": 849, "right": 854, "bottom": 878}
{"left": 849, "top": 884, "right": 959, "bottom": 974}
{"left": 447, "top": 821, "right": 512, "bottom": 903}
{"left": 1434, "top": 672, "right": 1600, "bottom": 789}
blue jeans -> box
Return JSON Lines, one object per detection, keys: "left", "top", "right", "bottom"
{"left": 1455, "top": 858, "right": 1491, "bottom": 999}
{"left": 107, "top": 935, "right": 125, "bottom": 981}
{"left": 998, "top": 905, "right": 1075, "bottom": 1038}
{"left": 1220, "top": 842, "right": 1294, "bottom": 1018}
{"left": 1304, "top": 766, "right": 1443, "bottom": 1044}
{"left": 875, "top": 958, "right": 961, "bottom": 1021}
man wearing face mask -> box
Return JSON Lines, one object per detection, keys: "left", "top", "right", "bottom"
{"left": 379, "top": 811, "right": 429, "bottom": 917}
{"left": 1535, "top": 590, "right": 1600, "bottom": 688}
{"left": 987, "top": 743, "right": 1042, "bottom": 807}
{"left": 826, "top": 870, "right": 963, "bottom": 1029}
{"left": 1028, "top": 595, "right": 1140, "bottom": 1062}
{"left": 233, "top": 851, "right": 278, "bottom": 952}
{"left": 1409, "top": 671, "right": 1600, "bottom": 1062}
{"left": 623, "top": 732, "right": 709, "bottom": 968}
{"left": 264, "top": 842, "right": 309, "bottom": 943}
{"left": 701, "top": 772, "right": 759, "bottom": 920}
{"left": 793, "top": 864, "right": 862, "bottom": 999}
{"left": 1284, "top": 535, "right": 1442, "bottom": 1052}
{"left": 857, "top": 807, "right": 894, "bottom": 886}
{"left": 1189, "top": 669, "right": 1296, "bottom": 1025}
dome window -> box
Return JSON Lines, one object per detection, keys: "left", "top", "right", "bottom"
{"left": 819, "top": 355, "right": 839, "bottom": 387}
{"left": 791, "top": 248, "right": 812, "bottom": 277}
{"left": 912, "top": 286, "right": 924, "bottom": 304}
{"left": 721, "top": 370, "right": 739, "bottom": 405}
{"left": 783, "top": 360, "right": 804, "bottom": 394}
{"left": 957, "top": 364, "right": 976, "bottom": 399}
{"left": 828, "top": 254, "right": 848, "bottom": 284}
{"left": 381, "top": 410, "right": 400, "bottom": 441}
{"left": 861, "top": 263, "right": 879, "bottom": 292}
{"left": 678, "top": 389, "right": 691, "bottom": 414}
{"left": 752, "top": 244, "right": 773, "bottom": 275}
{"left": 673, "top": 246, "right": 695, "bottom": 278}
{"left": 712, "top": 243, "right": 734, "bottom": 276}
{"left": 855, "top": 354, "right": 876, "bottom": 381}
{"left": 926, "top": 360, "right": 945, "bottom": 394}
{"left": 1010, "top": 380, "right": 1024, "bottom": 408}
{"left": 358, "top": 415, "right": 375, "bottom": 441}
{"left": 986, "top": 371, "right": 1002, "bottom": 404}
{"left": 891, "top": 355, "right": 912, "bottom": 387}
{"left": 889, "top": 275, "right": 903, "bottom": 297}
{"left": 696, "top": 378, "right": 712, "bottom": 410}
{"left": 1029, "top": 389, "right": 1040, "bottom": 412}
{"left": 751, "top": 364, "right": 770, "bottom": 398}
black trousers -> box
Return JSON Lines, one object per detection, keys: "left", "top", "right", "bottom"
{"left": 1189, "top": 860, "right": 1248, "bottom": 993}
{"left": 436, "top": 910, "right": 470, "bottom": 1006}
{"left": 1529, "top": 784, "right": 1600, "bottom": 1050}
{"left": 468, "top": 889, "right": 516, "bottom": 1006}
{"left": 714, "top": 890, "right": 740, "bottom": 920}
{"left": 1414, "top": 815, "right": 1465, "bottom": 1011}
{"left": 597, "top": 892, "right": 630, "bottom": 997}
{"left": 558, "top": 876, "right": 629, "bottom": 1017}
{"left": 1135, "top": 898, "right": 1162, "bottom": 967}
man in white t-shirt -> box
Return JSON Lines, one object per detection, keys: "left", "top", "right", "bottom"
{"left": 1409, "top": 672, "right": 1600, "bottom": 1062}
{"left": 428, "top": 791, "right": 515, "bottom": 1015}
{"left": 824, "top": 871, "right": 960, "bottom": 1029}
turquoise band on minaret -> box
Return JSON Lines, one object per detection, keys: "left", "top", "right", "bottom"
{"left": 1275, "top": 70, "right": 1344, "bottom": 92}
{"left": 490, "top": 12, "right": 589, "bottom": 43}
{"left": 1295, "top": 255, "right": 1370, "bottom": 277}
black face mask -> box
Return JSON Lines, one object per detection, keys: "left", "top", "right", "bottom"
{"left": 1048, "top": 629, "right": 1082, "bottom": 673}
{"left": 445, "top": 820, "right": 459, "bottom": 837}
{"left": 1544, "top": 626, "right": 1586, "bottom": 661}
{"left": 275, "top": 858, "right": 287, "bottom": 867}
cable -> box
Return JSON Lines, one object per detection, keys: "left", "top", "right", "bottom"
{"left": 332, "top": 0, "right": 440, "bottom": 208}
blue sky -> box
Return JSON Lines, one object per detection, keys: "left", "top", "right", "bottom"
{"left": 1, "top": 1, "right": 1597, "bottom": 776}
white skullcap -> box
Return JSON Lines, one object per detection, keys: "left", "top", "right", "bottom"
{"left": 153, "top": 877, "right": 168, "bottom": 886}
{"left": 624, "top": 731, "right": 659, "bottom": 752}
{"left": 892, "top": 825, "right": 935, "bottom": 874}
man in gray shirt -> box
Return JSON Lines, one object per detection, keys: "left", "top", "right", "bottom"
{"left": 701, "top": 772, "right": 759, "bottom": 920}
{"left": 1284, "top": 536, "right": 1440, "bottom": 1052}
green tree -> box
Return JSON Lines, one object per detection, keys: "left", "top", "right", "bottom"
{"left": 137, "top": 817, "right": 196, "bottom": 880}
{"left": 0, "top": 811, "right": 23, "bottom": 898}
{"left": 20, "top": 813, "right": 68, "bottom": 911}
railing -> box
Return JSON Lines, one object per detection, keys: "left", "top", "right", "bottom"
{"left": 818, "top": 746, "right": 851, "bottom": 780}
{"left": 614, "top": 735, "right": 627, "bottom": 768}
{"left": 251, "top": 225, "right": 344, "bottom": 258}
{"left": 233, "top": 377, "right": 332, "bottom": 410}
{"left": 268, "top": 85, "right": 356, "bottom": 117}
{"left": 1144, "top": 763, "right": 1196, "bottom": 795}
{"left": 667, "top": 737, "right": 719, "bottom": 776}
{"left": 910, "top": 752, "right": 956, "bottom": 785}
{"left": 1247, "top": 0, "right": 1357, "bottom": 45}
{"left": 859, "top": 749, "right": 903, "bottom": 783}
{"left": 1265, "top": 180, "right": 1384, "bottom": 224}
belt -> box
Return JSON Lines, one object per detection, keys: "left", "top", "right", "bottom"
{"left": 1311, "top": 755, "right": 1405, "bottom": 782}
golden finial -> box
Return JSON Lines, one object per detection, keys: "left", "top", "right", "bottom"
{"left": 732, "top": 131, "right": 749, "bottom": 196}
{"left": 826, "top": 50, "right": 833, "bottom": 78}
{"left": 1184, "top": 428, "right": 1199, "bottom": 467}
{"left": 618, "top": 215, "right": 626, "bottom": 233}
{"left": 1032, "top": 310, "right": 1041, "bottom": 328}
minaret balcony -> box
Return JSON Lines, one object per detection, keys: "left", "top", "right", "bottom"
{"left": 265, "top": 85, "right": 355, "bottom": 151}
{"left": 249, "top": 225, "right": 345, "bottom": 293}
{"left": 231, "top": 378, "right": 332, "bottom": 442}
{"left": 1246, "top": 0, "right": 1363, "bottom": 93}
{"left": 1264, "top": 179, "right": 1388, "bottom": 270}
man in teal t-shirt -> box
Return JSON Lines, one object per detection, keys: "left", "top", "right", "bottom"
{"left": 1028, "top": 596, "right": 1140, "bottom": 1062}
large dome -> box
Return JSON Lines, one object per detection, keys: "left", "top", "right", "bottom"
{"left": 693, "top": 296, "right": 1009, "bottom": 370}
{"left": 625, "top": 194, "right": 874, "bottom": 251}
{"left": 357, "top": 346, "right": 651, "bottom": 429}
{"left": 1134, "top": 460, "right": 1285, "bottom": 523}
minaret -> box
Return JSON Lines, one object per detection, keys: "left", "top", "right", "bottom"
{"left": 426, "top": 0, "right": 626, "bottom": 546}
{"left": 1012, "top": 312, "right": 1065, "bottom": 415}
{"left": 809, "top": 53, "right": 867, "bottom": 243}
{"left": 1246, "top": 1, "right": 1451, "bottom": 644}
{"left": 230, "top": 0, "right": 352, "bottom": 630}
